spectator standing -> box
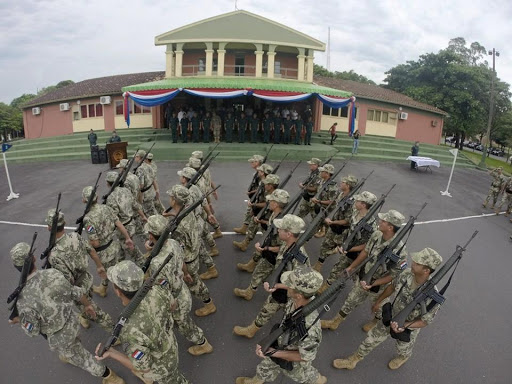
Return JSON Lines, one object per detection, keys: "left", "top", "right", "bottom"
{"left": 410, "top": 141, "right": 419, "bottom": 169}
{"left": 352, "top": 129, "right": 361, "bottom": 154}
{"left": 329, "top": 123, "right": 338, "bottom": 145}
{"left": 88, "top": 129, "right": 97, "bottom": 147}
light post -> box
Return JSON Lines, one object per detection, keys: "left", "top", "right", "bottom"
{"left": 478, "top": 48, "right": 500, "bottom": 168}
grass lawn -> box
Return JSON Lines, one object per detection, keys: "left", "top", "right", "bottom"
{"left": 460, "top": 150, "right": 512, "bottom": 175}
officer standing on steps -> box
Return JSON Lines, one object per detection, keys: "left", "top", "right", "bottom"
{"left": 235, "top": 266, "right": 327, "bottom": 384}
{"left": 332, "top": 248, "right": 443, "bottom": 371}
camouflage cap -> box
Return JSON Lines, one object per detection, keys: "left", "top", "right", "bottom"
{"left": 166, "top": 184, "right": 190, "bottom": 202}
{"left": 281, "top": 266, "right": 323, "bottom": 296}
{"left": 411, "top": 247, "right": 443, "bottom": 270}
{"left": 273, "top": 214, "right": 305, "bottom": 233}
{"left": 82, "top": 186, "right": 97, "bottom": 200}
{"left": 46, "top": 209, "right": 65, "bottom": 226}
{"left": 144, "top": 214, "right": 168, "bottom": 236}
{"left": 354, "top": 191, "right": 377, "bottom": 205}
{"left": 307, "top": 158, "right": 321, "bottom": 165}
{"left": 116, "top": 159, "right": 129, "bottom": 168}
{"left": 318, "top": 164, "right": 335, "bottom": 174}
{"left": 147, "top": 153, "right": 154, "bottom": 160}
{"left": 187, "top": 157, "right": 202, "bottom": 169}
{"left": 248, "top": 154, "right": 265, "bottom": 163}
{"left": 341, "top": 175, "right": 358, "bottom": 187}
{"left": 178, "top": 167, "right": 197, "bottom": 180}
{"left": 263, "top": 173, "right": 280, "bottom": 185}
{"left": 266, "top": 189, "right": 290, "bottom": 204}
{"left": 10, "top": 242, "right": 31, "bottom": 267}
{"left": 106, "top": 171, "right": 118, "bottom": 183}
{"left": 191, "top": 150, "right": 204, "bottom": 159}
{"left": 257, "top": 164, "right": 274, "bottom": 175}
{"left": 378, "top": 209, "right": 405, "bottom": 227}
{"left": 134, "top": 150, "right": 146, "bottom": 158}
{"left": 107, "top": 260, "right": 144, "bottom": 292}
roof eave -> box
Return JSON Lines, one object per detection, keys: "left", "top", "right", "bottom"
{"left": 155, "top": 38, "right": 325, "bottom": 51}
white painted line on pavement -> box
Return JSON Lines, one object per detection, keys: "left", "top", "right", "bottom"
{"left": 0, "top": 220, "right": 75, "bottom": 230}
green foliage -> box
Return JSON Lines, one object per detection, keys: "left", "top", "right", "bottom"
{"left": 0, "top": 103, "right": 23, "bottom": 133}
{"left": 10, "top": 94, "right": 37, "bottom": 109}
{"left": 37, "top": 80, "right": 74, "bottom": 96}
{"left": 314, "top": 64, "right": 376, "bottom": 85}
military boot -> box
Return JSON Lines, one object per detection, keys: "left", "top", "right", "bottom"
{"left": 79, "top": 314, "right": 90, "bottom": 329}
{"left": 234, "top": 286, "right": 255, "bottom": 301}
{"left": 312, "top": 260, "right": 323, "bottom": 272}
{"left": 233, "top": 321, "right": 260, "bottom": 339}
{"left": 388, "top": 355, "right": 410, "bottom": 370}
{"left": 315, "top": 375, "right": 328, "bottom": 384}
{"left": 362, "top": 317, "right": 379, "bottom": 332}
{"left": 93, "top": 284, "right": 108, "bottom": 298}
{"left": 208, "top": 246, "right": 220, "bottom": 257}
{"left": 233, "top": 238, "right": 250, "bottom": 252}
{"left": 333, "top": 352, "right": 364, "bottom": 370}
{"left": 321, "top": 313, "right": 345, "bottom": 330}
{"left": 102, "top": 368, "right": 126, "bottom": 384}
{"left": 188, "top": 340, "right": 213, "bottom": 356}
{"left": 212, "top": 228, "right": 223, "bottom": 239}
{"left": 235, "top": 377, "right": 264, "bottom": 384}
{"left": 199, "top": 266, "right": 219, "bottom": 280}
{"left": 195, "top": 300, "right": 216, "bottom": 317}
{"left": 131, "top": 369, "right": 153, "bottom": 384}
{"left": 233, "top": 223, "right": 248, "bottom": 235}
{"left": 237, "top": 258, "right": 256, "bottom": 273}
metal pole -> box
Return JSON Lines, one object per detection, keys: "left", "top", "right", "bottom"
{"left": 478, "top": 48, "right": 497, "bottom": 168}
{"left": 3, "top": 152, "right": 20, "bottom": 201}
{"left": 441, "top": 149, "right": 458, "bottom": 198}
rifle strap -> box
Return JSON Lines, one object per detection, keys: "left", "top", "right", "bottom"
{"left": 425, "top": 258, "right": 460, "bottom": 312}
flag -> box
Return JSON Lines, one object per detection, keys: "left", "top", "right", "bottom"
{"left": 2, "top": 143, "right": 12, "bottom": 153}
{"left": 124, "top": 94, "right": 130, "bottom": 127}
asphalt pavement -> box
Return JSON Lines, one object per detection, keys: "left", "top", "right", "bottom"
{"left": 0, "top": 158, "right": 511, "bottom": 384}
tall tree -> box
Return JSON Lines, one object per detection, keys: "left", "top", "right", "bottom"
{"left": 314, "top": 64, "right": 376, "bottom": 85}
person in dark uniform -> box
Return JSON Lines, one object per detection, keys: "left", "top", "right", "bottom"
{"left": 237, "top": 112, "right": 248, "bottom": 143}
{"left": 305, "top": 116, "right": 313, "bottom": 145}
{"left": 203, "top": 112, "right": 211, "bottom": 143}
{"left": 88, "top": 129, "right": 97, "bottom": 147}
{"left": 225, "top": 112, "right": 234, "bottom": 143}
{"left": 108, "top": 131, "right": 121, "bottom": 143}
{"left": 250, "top": 113, "right": 260, "bottom": 143}
{"left": 180, "top": 115, "right": 190, "bottom": 143}
{"left": 273, "top": 112, "right": 282, "bottom": 144}
{"left": 191, "top": 112, "right": 200, "bottom": 143}
{"left": 169, "top": 112, "right": 179, "bottom": 143}
{"left": 410, "top": 141, "right": 419, "bottom": 169}
{"left": 294, "top": 116, "right": 303, "bottom": 145}
{"left": 164, "top": 103, "right": 173, "bottom": 129}
{"left": 262, "top": 112, "right": 272, "bottom": 144}
{"left": 283, "top": 115, "right": 294, "bottom": 144}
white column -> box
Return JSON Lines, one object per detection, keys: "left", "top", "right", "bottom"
{"left": 254, "top": 43, "right": 263, "bottom": 78}
{"left": 205, "top": 42, "right": 214, "bottom": 76}
{"left": 165, "top": 44, "right": 174, "bottom": 78}
{"left": 217, "top": 42, "right": 226, "bottom": 77}
{"left": 297, "top": 48, "right": 306, "bottom": 81}
{"left": 306, "top": 54, "right": 314, "bottom": 82}
{"left": 266, "top": 45, "right": 277, "bottom": 78}
{"left": 175, "top": 43, "right": 184, "bottom": 77}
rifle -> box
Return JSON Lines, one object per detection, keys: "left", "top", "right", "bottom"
{"left": 299, "top": 154, "right": 335, "bottom": 197}
{"left": 386, "top": 231, "right": 478, "bottom": 331}
{"left": 247, "top": 144, "right": 274, "bottom": 193}
{"left": 202, "top": 142, "right": 220, "bottom": 163}
{"left": 99, "top": 187, "right": 220, "bottom": 357}
{"left": 7, "top": 232, "right": 38, "bottom": 321}
{"left": 340, "top": 184, "right": 395, "bottom": 253}
{"left": 143, "top": 186, "right": 219, "bottom": 273}
{"left": 360, "top": 202, "right": 427, "bottom": 287}
{"left": 41, "top": 193, "right": 62, "bottom": 269}
{"left": 250, "top": 153, "right": 289, "bottom": 206}
{"left": 102, "top": 151, "right": 137, "bottom": 203}
{"left": 76, "top": 173, "right": 102, "bottom": 235}
{"left": 132, "top": 142, "right": 155, "bottom": 174}
{"left": 304, "top": 163, "right": 346, "bottom": 216}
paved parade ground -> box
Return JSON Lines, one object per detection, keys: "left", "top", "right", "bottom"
{"left": 1, "top": 158, "right": 511, "bottom": 384}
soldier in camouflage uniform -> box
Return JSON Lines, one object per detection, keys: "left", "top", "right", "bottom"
{"left": 234, "top": 214, "right": 310, "bottom": 339}
{"left": 310, "top": 164, "right": 340, "bottom": 238}
{"left": 45, "top": 209, "right": 113, "bottom": 331}
{"left": 146, "top": 153, "right": 164, "bottom": 214}
{"left": 212, "top": 110, "right": 222, "bottom": 143}
{"left": 321, "top": 210, "right": 408, "bottom": 333}
{"left": 482, "top": 167, "right": 505, "bottom": 209}
{"left": 144, "top": 215, "right": 213, "bottom": 356}
{"left": 234, "top": 189, "right": 289, "bottom": 301}
{"left": 233, "top": 173, "right": 280, "bottom": 252}
{"left": 235, "top": 266, "right": 327, "bottom": 384}
{"left": 495, "top": 176, "right": 512, "bottom": 215}
{"left": 178, "top": 167, "right": 219, "bottom": 281}
{"left": 313, "top": 175, "right": 359, "bottom": 272}
{"left": 164, "top": 185, "right": 217, "bottom": 317}
{"left": 115, "top": 158, "right": 145, "bottom": 238}
{"left": 104, "top": 171, "right": 145, "bottom": 266}
{"left": 9, "top": 243, "right": 124, "bottom": 384}
{"left": 297, "top": 158, "right": 323, "bottom": 219}
{"left": 234, "top": 155, "right": 267, "bottom": 235}
{"left": 95, "top": 261, "right": 189, "bottom": 383}
{"left": 134, "top": 150, "right": 157, "bottom": 217}
{"left": 333, "top": 248, "right": 443, "bottom": 371}
{"left": 319, "top": 191, "right": 379, "bottom": 292}
{"left": 82, "top": 186, "right": 134, "bottom": 298}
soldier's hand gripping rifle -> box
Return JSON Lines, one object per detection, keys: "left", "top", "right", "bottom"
{"left": 250, "top": 152, "right": 289, "bottom": 210}
{"left": 186, "top": 152, "right": 219, "bottom": 189}
{"left": 102, "top": 150, "right": 137, "bottom": 204}
{"left": 132, "top": 142, "right": 155, "bottom": 175}
{"left": 382, "top": 231, "right": 478, "bottom": 342}
{"left": 247, "top": 144, "right": 274, "bottom": 194}
{"left": 76, "top": 173, "right": 102, "bottom": 235}
{"left": 7, "top": 232, "right": 38, "bottom": 321}
{"left": 361, "top": 202, "right": 427, "bottom": 287}
{"left": 340, "top": 184, "right": 395, "bottom": 253}
{"left": 299, "top": 154, "right": 335, "bottom": 201}
{"left": 41, "top": 193, "right": 62, "bottom": 269}
{"left": 308, "top": 163, "right": 347, "bottom": 217}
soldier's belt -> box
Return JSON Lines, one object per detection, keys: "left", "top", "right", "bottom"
{"left": 122, "top": 217, "right": 133, "bottom": 226}
{"left": 185, "top": 257, "right": 198, "bottom": 264}
{"left": 94, "top": 239, "right": 113, "bottom": 252}
{"left": 141, "top": 184, "right": 153, "bottom": 193}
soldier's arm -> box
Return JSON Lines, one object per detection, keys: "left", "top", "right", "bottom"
{"left": 115, "top": 220, "right": 134, "bottom": 249}
{"left": 88, "top": 248, "right": 106, "bottom": 279}
{"left": 346, "top": 248, "right": 368, "bottom": 272}
{"left": 371, "top": 283, "right": 395, "bottom": 312}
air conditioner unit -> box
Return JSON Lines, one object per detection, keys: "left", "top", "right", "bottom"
{"left": 399, "top": 112, "right": 408, "bottom": 120}
{"left": 59, "top": 103, "right": 70, "bottom": 111}
{"left": 431, "top": 120, "right": 438, "bottom": 127}
{"left": 100, "top": 96, "right": 111, "bottom": 105}
{"left": 32, "top": 107, "right": 41, "bottom": 115}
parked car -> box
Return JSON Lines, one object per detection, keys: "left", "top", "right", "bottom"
{"left": 467, "top": 142, "right": 477, "bottom": 149}
{"left": 475, "top": 144, "right": 483, "bottom": 151}
{"left": 445, "top": 136, "right": 456, "bottom": 144}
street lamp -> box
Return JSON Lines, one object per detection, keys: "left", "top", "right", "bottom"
{"left": 478, "top": 48, "right": 500, "bottom": 168}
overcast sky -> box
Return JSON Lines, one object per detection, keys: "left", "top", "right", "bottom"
{"left": 1, "top": 0, "right": 511, "bottom": 104}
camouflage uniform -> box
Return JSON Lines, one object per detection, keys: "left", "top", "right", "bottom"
{"left": 16, "top": 268, "right": 106, "bottom": 377}
{"left": 484, "top": 168, "right": 506, "bottom": 208}
{"left": 212, "top": 113, "right": 222, "bottom": 143}
{"left": 147, "top": 154, "right": 164, "bottom": 214}
{"left": 319, "top": 197, "right": 355, "bottom": 263}
{"left": 136, "top": 159, "right": 157, "bottom": 216}
{"left": 297, "top": 163, "right": 322, "bottom": 219}
{"left": 245, "top": 174, "right": 279, "bottom": 243}
{"left": 117, "top": 159, "right": 145, "bottom": 237}
{"left": 495, "top": 177, "right": 512, "bottom": 213}
{"left": 108, "top": 261, "right": 189, "bottom": 383}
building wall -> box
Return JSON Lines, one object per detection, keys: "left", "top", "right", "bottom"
{"left": 395, "top": 110, "right": 443, "bottom": 144}
{"left": 23, "top": 104, "right": 73, "bottom": 139}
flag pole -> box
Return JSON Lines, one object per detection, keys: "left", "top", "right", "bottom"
{"left": 440, "top": 148, "right": 458, "bottom": 198}
{"left": 2, "top": 151, "right": 20, "bottom": 201}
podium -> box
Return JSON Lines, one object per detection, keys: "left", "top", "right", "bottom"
{"left": 106, "top": 141, "right": 128, "bottom": 168}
